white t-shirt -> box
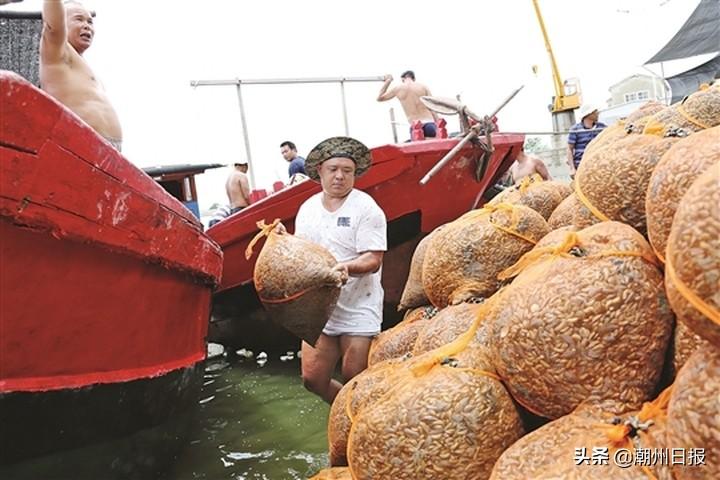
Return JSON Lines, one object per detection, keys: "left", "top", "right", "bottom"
{"left": 295, "top": 189, "right": 387, "bottom": 335}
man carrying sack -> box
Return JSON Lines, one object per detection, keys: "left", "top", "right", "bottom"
{"left": 294, "top": 137, "right": 387, "bottom": 404}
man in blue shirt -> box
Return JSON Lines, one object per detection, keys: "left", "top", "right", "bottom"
{"left": 567, "top": 104, "right": 607, "bottom": 177}
{"left": 280, "top": 140, "right": 306, "bottom": 177}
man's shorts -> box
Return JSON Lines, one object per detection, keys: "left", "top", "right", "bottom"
{"left": 409, "top": 122, "right": 437, "bottom": 138}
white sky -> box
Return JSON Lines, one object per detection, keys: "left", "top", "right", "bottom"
{"left": 3, "top": 0, "right": 705, "bottom": 211}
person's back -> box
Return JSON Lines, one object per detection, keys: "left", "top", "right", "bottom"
{"left": 377, "top": 71, "right": 437, "bottom": 136}
{"left": 394, "top": 79, "right": 434, "bottom": 123}
{"left": 40, "top": 1, "right": 122, "bottom": 148}
{"left": 509, "top": 149, "right": 551, "bottom": 184}
{"left": 225, "top": 163, "right": 250, "bottom": 212}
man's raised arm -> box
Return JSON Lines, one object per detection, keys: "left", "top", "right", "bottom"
{"left": 376, "top": 74, "right": 397, "bottom": 102}
{"left": 41, "top": 0, "right": 67, "bottom": 60}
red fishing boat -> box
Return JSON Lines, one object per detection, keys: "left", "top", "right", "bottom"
{"left": 0, "top": 71, "right": 223, "bottom": 474}
{"left": 208, "top": 110, "right": 524, "bottom": 351}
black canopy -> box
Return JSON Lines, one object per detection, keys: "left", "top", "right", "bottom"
{"left": 666, "top": 54, "right": 720, "bottom": 103}
{"left": 646, "top": 0, "right": 720, "bottom": 64}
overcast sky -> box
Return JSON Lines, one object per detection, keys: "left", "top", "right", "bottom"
{"left": 3, "top": 0, "right": 705, "bottom": 211}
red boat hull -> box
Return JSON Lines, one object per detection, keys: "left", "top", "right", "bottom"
{"left": 0, "top": 71, "right": 223, "bottom": 468}
{"left": 208, "top": 133, "right": 523, "bottom": 350}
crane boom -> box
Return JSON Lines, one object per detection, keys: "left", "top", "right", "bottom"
{"left": 531, "top": 0, "right": 581, "bottom": 113}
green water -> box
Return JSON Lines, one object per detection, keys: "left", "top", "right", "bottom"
{"left": 163, "top": 355, "right": 331, "bottom": 480}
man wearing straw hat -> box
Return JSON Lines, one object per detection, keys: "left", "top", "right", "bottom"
{"left": 567, "top": 104, "right": 607, "bottom": 177}
{"left": 293, "top": 136, "right": 387, "bottom": 404}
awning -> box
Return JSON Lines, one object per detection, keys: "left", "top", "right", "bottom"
{"left": 646, "top": 0, "right": 720, "bottom": 64}
{"left": 666, "top": 54, "right": 720, "bottom": 103}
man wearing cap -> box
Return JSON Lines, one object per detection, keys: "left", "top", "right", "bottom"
{"left": 567, "top": 104, "right": 607, "bottom": 176}
{"left": 377, "top": 70, "right": 439, "bottom": 138}
{"left": 225, "top": 160, "right": 250, "bottom": 214}
{"left": 294, "top": 136, "right": 387, "bottom": 404}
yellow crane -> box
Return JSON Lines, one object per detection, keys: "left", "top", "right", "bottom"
{"left": 531, "top": 0, "right": 581, "bottom": 114}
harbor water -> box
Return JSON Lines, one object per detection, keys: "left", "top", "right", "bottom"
{"left": 162, "top": 352, "right": 331, "bottom": 480}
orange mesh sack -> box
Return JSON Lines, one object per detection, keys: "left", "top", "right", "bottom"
{"left": 583, "top": 122, "right": 629, "bottom": 159}
{"left": 347, "top": 312, "right": 524, "bottom": 480}
{"left": 626, "top": 100, "right": 666, "bottom": 124}
{"left": 547, "top": 192, "right": 599, "bottom": 230}
{"left": 397, "top": 227, "right": 443, "bottom": 311}
{"left": 646, "top": 126, "right": 720, "bottom": 262}
{"left": 643, "top": 84, "right": 720, "bottom": 137}
{"left": 490, "top": 389, "right": 674, "bottom": 479}
{"left": 665, "top": 164, "right": 720, "bottom": 346}
{"left": 308, "top": 466, "right": 352, "bottom": 479}
{"left": 422, "top": 204, "right": 549, "bottom": 308}
{"left": 575, "top": 133, "right": 680, "bottom": 236}
{"left": 412, "top": 301, "right": 492, "bottom": 356}
{"left": 367, "top": 306, "right": 436, "bottom": 366}
{"left": 247, "top": 220, "right": 341, "bottom": 346}
{"left": 666, "top": 345, "right": 720, "bottom": 479}
{"left": 491, "top": 221, "right": 673, "bottom": 419}
{"left": 488, "top": 175, "right": 573, "bottom": 219}
{"left": 328, "top": 358, "right": 411, "bottom": 467}
{"left": 584, "top": 102, "right": 665, "bottom": 160}
{"left": 666, "top": 320, "right": 712, "bottom": 382}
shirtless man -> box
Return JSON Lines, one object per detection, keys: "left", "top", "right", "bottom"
{"left": 225, "top": 161, "right": 251, "bottom": 214}
{"left": 40, "top": 1, "right": 123, "bottom": 150}
{"left": 508, "top": 148, "right": 552, "bottom": 184}
{"left": 377, "top": 70, "right": 439, "bottom": 138}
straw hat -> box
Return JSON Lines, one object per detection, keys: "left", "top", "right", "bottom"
{"left": 305, "top": 136, "right": 372, "bottom": 181}
{"left": 578, "top": 104, "right": 599, "bottom": 121}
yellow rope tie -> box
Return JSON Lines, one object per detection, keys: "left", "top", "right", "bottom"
{"left": 676, "top": 104, "right": 711, "bottom": 130}
{"left": 345, "top": 382, "right": 356, "bottom": 423}
{"left": 666, "top": 257, "right": 720, "bottom": 325}
{"left": 642, "top": 119, "right": 666, "bottom": 136}
{"left": 518, "top": 173, "right": 544, "bottom": 194}
{"left": 498, "top": 232, "right": 581, "bottom": 280}
{"left": 594, "top": 385, "right": 673, "bottom": 480}
{"left": 498, "top": 233, "right": 661, "bottom": 281}
{"left": 486, "top": 202, "right": 539, "bottom": 245}
{"left": 244, "top": 218, "right": 281, "bottom": 260}
{"left": 574, "top": 181, "right": 610, "bottom": 222}
{"left": 410, "top": 301, "right": 490, "bottom": 377}
{"left": 257, "top": 285, "right": 319, "bottom": 305}
{"left": 650, "top": 240, "right": 666, "bottom": 265}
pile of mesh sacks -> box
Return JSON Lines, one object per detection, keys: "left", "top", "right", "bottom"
{"left": 309, "top": 84, "right": 719, "bottom": 479}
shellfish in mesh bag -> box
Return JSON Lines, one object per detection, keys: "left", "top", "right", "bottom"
{"left": 575, "top": 133, "right": 681, "bottom": 236}
{"left": 488, "top": 174, "right": 573, "bottom": 220}
{"left": 643, "top": 84, "right": 720, "bottom": 137}
{"left": 491, "top": 221, "right": 673, "bottom": 419}
{"left": 422, "top": 203, "right": 549, "bottom": 308}
{"left": 367, "top": 306, "right": 437, "bottom": 366}
{"left": 246, "top": 220, "right": 343, "bottom": 346}
{"left": 666, "top": 345, "right": 720, "bottom": 479}
{"left": 547, "top": 192, "right": 599, "bottom": 230}
{"left": 308, "top": 466, "right": 352, "bottom": 479}
{"left": 412, "top": 301, "right": 493, "bottom": 356}
{"left": 397, "top": 226, "right": 444, "bottom": 311}
{"left": 666, "top": 320, "right": 712, "bottom": 383}
{"left": 665, "top": 164, "right": 720, "bottom": 346}
{"left": 490, "top": 388, "right": 675, "bottom": 480}
{"left": 328, "top": 358, "right": 411, "bottom": 467}
{"left": 626, "top": 100, "right": 666, "bottom": 125}
{"left": 583, "top": 122, "right": 629, "bottom": 159}
{"left": 347, "top": 306, "right": 524, "bottom": 480}
{"left": 646, "top": 126, "right": 720, "bottom": 262}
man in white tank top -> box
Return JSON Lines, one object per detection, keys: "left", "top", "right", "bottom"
{"left": 294, "top": 137, "right": 387, "bottom": 404}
